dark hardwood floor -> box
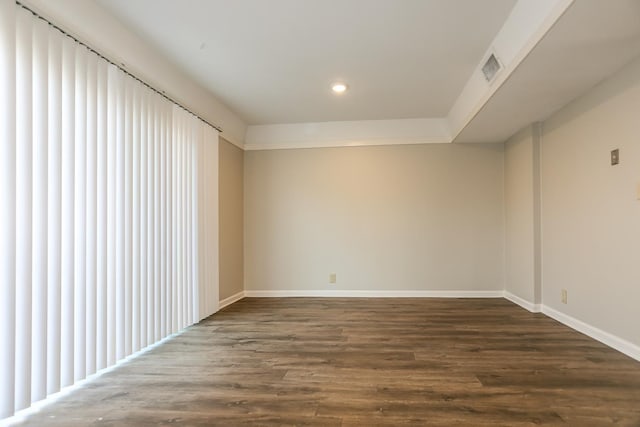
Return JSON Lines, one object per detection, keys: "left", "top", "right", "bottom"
{"left": 15, "top": 298, "right": 640, "bottom": 426}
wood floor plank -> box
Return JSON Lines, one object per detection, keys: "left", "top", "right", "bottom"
{"left": 15, "top": 297, "right": 640, "bottom": 426}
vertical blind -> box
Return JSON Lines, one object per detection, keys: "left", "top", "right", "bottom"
{"left": 0, "top": 1, "right": 220, "bottom": 419}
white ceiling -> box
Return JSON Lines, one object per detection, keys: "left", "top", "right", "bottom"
{"left": 96, "top": 0, "right": 640, "bottom": 145}
{"left": 96, "top": 0, "right": 517, "bottom": 125}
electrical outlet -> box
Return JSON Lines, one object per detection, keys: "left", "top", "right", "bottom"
{"left": 611, "top": 149, "right": 619, "bottom": 165}
{"left": 329, "top": 273, "right": 336, "bottom": 284}
{"left": 561, "top": 289, "right": 568, "bottom": 304}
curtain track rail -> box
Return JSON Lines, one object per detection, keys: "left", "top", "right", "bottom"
{"left": 15, "top": 0, "right": 223, "bottom": 133}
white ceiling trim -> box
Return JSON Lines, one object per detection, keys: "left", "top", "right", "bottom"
{"left": 244, "top": 118, "right": 450, "bottom": 151}
{"left": 245, "top": 0, "right": 575, "bottom": 150}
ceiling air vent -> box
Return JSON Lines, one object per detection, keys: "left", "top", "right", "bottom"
{"left": 481, "top": 53, "right": 501, "bottom": 83}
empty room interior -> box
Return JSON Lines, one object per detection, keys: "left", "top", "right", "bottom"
{"left": 2, "top": 0, "right": 640, "bottom": 425}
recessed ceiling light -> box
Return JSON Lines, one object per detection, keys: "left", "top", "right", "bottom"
{"left": 331, "top": 82, "right": 348, "bottom": 94}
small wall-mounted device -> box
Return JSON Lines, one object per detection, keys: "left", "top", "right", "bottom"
{"left": 611, "top": 149, "right": 619, "bottom": 165}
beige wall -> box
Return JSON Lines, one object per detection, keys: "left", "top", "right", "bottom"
{"left": 541, "top": 56, "right": 640, "bottom": 346}
{"left": 244, "top": 143, "right": 505, "bottom": 292}
{"left": 218, "top": 138, "right": 244, "bottom": 301}
{"left": 504, "top": 127, "right": 535, "bottom": 302}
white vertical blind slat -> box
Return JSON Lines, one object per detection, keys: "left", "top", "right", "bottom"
{"left": 73, "top": 42, "right": 87, "bottom": 383}
{"left": 202, "top": 126, "right": 209, "bottom": 319}
{"left": 115, "top": 68, "right": 125, "bottom": 361}
{"left": 212, "top": 127, "right": 220, "bottom": 313}
{"left": 191, "top": 121, "right": 203, "bottom": 322}
{"left": 176, "top": 109, "right": 183, "bottom": 329}
{"left": 191, "top": 117, "right": 200, "bottom": 319}
{"left": 0, "top": 0, "right": 16, "bottom": 417}
{"left": 132, "top": 82, "right": 141, "bottom": 353}
{"left": 139, "top": 89, "right": 148, "bottom": 349}
{"left": 45, "top": 23, "right": 62, "bottom": 397}
{"left": 181, "top": 111, "right": 188, "bottom": 328}
{"left": 153, "top": 99, "right": 161, "bottom": 342}
{"left": 165, "top": 106, "right": 171, "bottom": 338}
{"left": 190, "top": 115, "right": 197, "bottom": 321}
{"left": 197, "top": 125, "right": 204, "bottom": 320}
{"left": 201, "top": 129, "right": 209, "bottom": 317}
{"left": 59, "top": 36, "right": 75, "bottom": 389}
{"left": 186, "top": 116, "right": 192, "bottom": 325}
{"left": 161, "top": 106, "right": 167, "bottom": 337}
{"left": 156, "top": 105, "right": 166, "bottom": 339}
{"left": 106, "top": 65, "right": 117, "bottom": 367}
{"left": 146, "top": 95, "right": 155, "bottom": 346}
{"left": 85, "top": 51, "right": 98, "bottom": 378}
{"left": 159, "top": 105, "right": 167, "bottom": 339}
{"left": 171, "top": 111, "right": 178, "bottom": 334}
{"left": 124, "top": 77, "right": 133, "bottom": 358}
{"left": 183, "top": 112, "right": 189, "bottom": 325}
{"left": 32, "top": 17, "right": 50, "bottom": 404}
{"left": 15, "top": 8, "right": 33, "bottom": 412}
{"left": 184, "top": 111, "right": 189, "bottom": 326}
{"left": 95, "top": 58, "right": 108, "bottom": 372}
{"left": 202, "top": 130, "right": 209, "bottom": 317}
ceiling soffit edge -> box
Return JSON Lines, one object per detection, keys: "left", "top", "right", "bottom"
{"left": 245, "top": 0, "right": 575, "bottom": 150}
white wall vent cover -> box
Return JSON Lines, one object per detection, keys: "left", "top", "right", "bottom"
{"left": 482, "top": 53, "right": 502, "bottom": 83}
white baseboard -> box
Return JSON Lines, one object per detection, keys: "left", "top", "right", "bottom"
{"left": 243, "top": 290, "right": 504, "bottom": 298}
{"left": 503, "top": 293, "right": 640, "bottom": 361}
{"left": 503, "top": 291, "right": 542, "bottom": 313}
{"left": 221, "top": 289, "right": 640, "bottom": 362}
{"left": 541, "top": 305, "right": 640, "bottom": 362}
{"left": 218, "top": 291, "right": 245, "bottom": 309}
